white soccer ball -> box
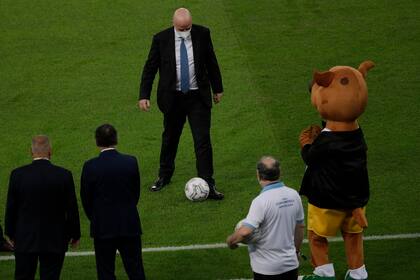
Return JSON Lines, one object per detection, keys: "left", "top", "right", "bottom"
{"left": 235, "top": 219, "right": 261, "bottom": 244}
{"left": 185, "top": 177, "right": 210, "bottom": 202}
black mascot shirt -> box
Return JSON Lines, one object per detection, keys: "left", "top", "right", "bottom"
{"left": 299, "top": 128, "right": 370, "bottom": 209}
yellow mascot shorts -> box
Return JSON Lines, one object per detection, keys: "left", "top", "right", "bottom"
{"left": 307, "top": 203, "right": 366, "bottom": 237}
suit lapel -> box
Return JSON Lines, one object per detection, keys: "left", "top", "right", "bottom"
{"left": 191, "top": 25, "right": 200, "bottom": 76}
{"left": 169, "top": 28, "right": 176, "bottom": 72}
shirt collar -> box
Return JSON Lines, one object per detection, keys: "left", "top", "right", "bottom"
{"left": 33, "top": 157, "right": 50, "bottom": 161}
{"left": 100, "top": 147, "right": 116, "bottom": 153}
{"left": 260, "top": 181, "right": 284, "bottom": 193}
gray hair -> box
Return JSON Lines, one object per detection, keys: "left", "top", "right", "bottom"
{"left": 257, "top": 156, "right": 280, "bottom": 181}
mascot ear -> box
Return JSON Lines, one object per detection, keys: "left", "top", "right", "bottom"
{"left": 358, "top": 60, "right": 375, "bottom": 78}
{"left": 313, "top": 70, "right": 334, "bottom": 88}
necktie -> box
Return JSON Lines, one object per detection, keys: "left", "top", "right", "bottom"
{"left": 180, "top": 38, "right": 190, "bottom": 93}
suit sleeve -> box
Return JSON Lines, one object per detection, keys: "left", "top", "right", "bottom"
{"left": 139, "top": 35, "right": 160, "bottom": 100}
{"left": 133, "top": 157, "right": 141, "bottom": 204}
{"left": 205, "top": 29, "right": 223, "bottom": 94}
{"left": 5, "top": 170, "right": 18, "bottom": 240}
{"left": 80, "top": 162, "right": 92, "bottom": 220}
{"left": 66, "top": 171, "right": 81, "bottom": 240}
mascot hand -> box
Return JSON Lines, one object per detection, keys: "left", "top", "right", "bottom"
{"left": 299, "top": 125, "right": 322, "bottom": 148}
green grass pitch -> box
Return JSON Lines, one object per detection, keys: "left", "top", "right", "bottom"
{"left": 1, "top": 0, "right": 420, "bottom": 279}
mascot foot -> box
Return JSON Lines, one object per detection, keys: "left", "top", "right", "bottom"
{"left": 298, "top": 264, "right": 336, "bottom": 280}
{"left": 298, "top": 275, "right": 336, "bottom": 280}
{"left": 344, "top": 273, "right": 367, "bottom": 280}
{"left": 344, "top": 265, "right": 368, "bottom": 280}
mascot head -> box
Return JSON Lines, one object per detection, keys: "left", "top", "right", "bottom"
{"left": 310, "top": 61, "right": 374, "bottom": 130}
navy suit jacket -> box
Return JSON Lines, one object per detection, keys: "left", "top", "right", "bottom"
{"left": 80, "top": 150, "right": 142, "bottom": 239}
{"left": 139, "top": 24, "right": 223, "bottom": 113}
{"left": 5, "top": 160, "right": 81, "bottom": 253}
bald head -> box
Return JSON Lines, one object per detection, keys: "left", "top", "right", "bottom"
{"left": 31, "top": 135, "right": 51, "bottom": 158}
{"left": 173, "top": 8, "right": 192, "bottom": 32}
{"left": 257, "top": 156, "right": 280, "bottom": 182}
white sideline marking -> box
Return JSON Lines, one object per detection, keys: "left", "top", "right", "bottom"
{"left": 1, "top": 233, "right": 419, "bottom": 261}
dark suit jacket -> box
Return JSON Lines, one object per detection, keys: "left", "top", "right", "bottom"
{"left": 80, "top": 150, "right": 142, "bottom": 239}
{"left": 139, "top": 24, "right": 223, "bottom": 113}
{"left": 5, "top": 159, "right": 81, "bottom": 253}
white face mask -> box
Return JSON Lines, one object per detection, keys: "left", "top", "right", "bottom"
{"left": 177, "top": 29, "right": 191, "bottom": 39}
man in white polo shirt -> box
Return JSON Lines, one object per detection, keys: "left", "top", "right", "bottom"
{"left": 227, "top": 156, "right": 305, "bottom": 280}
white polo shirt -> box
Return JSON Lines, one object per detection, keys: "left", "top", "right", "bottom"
{"left": 243, "top": 181, "right": 304, "bottom": 275}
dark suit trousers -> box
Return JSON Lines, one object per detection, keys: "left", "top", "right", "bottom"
{"left": 159, "top": 90, "right": 215, "bottom": 186}
{"left": 14, "top": 252, "right": 65, "bottom": 280}
{"left": 94, "top": 236, "right": 145, "bottom": 280}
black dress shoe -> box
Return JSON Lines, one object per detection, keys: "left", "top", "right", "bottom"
{"left": 207, "top": 187, "right": 224, "bottom": 200}
{"left": 150, "top": 178, "right": 169, "bottom": 192}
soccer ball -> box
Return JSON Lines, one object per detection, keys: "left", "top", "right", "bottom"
{"left": 185, "top": 177, "right": 210, "bottom": 202}
{"left": 235, "top": 219, "right": 261, "bottom": 244}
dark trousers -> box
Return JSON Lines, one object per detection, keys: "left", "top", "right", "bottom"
{"left": 159, "top": 91, "right": 215, "bottom": 186}
{"left": 253, "top": 268, "right": 298, "bottom": 280}
{"left": 14, "top": 252, "right": 65, "bottom": 280}
{"left": 94, "top": 236, "right": 146, "bottom": 280}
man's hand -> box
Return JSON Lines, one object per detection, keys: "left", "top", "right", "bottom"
{"left": 226, "top": 226, "right": 253, "bottom": 249}
{"left": 213, "top": 93, "right": 223, "bottom": 104}
{"left": 69, "top": 239, "right": 80, "bottom": 249}
{"left": 0, "top": 238, "right": 14, "bottom": 252}
{"left": 138, "top": 99, "right": 151, "bottom": 111}
{"left": 226, "top": 235, "right": 239, "bottom": 249}
{"left": 8, "top": 239, "right": 15, "bottom": 248}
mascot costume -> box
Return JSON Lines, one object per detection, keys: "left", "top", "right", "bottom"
{"left": 298, "top": 61, "right": 374, "bottom": 280}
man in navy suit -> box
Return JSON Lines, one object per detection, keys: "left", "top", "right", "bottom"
{"left": 80, "top": 124, "right": 146, "bottom": 280}
{"left": 5, "top": 135, "right": 80, "bottom": 280}
{"left": 138, "top": 8, "right": 224, "bottom": 199}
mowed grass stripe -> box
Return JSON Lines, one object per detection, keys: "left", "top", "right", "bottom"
{"left": 1, "top": 232, "right": 419, "bottom": 261}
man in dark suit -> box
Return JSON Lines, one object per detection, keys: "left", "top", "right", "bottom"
{"left": 80, "top": 124, "right": 146, "bottom": 280}
{"left": 138, "top": 8, "right": 224, "bottom": 199}
{"left": 5, "top": 135, "right": 80, "bottom": 280}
